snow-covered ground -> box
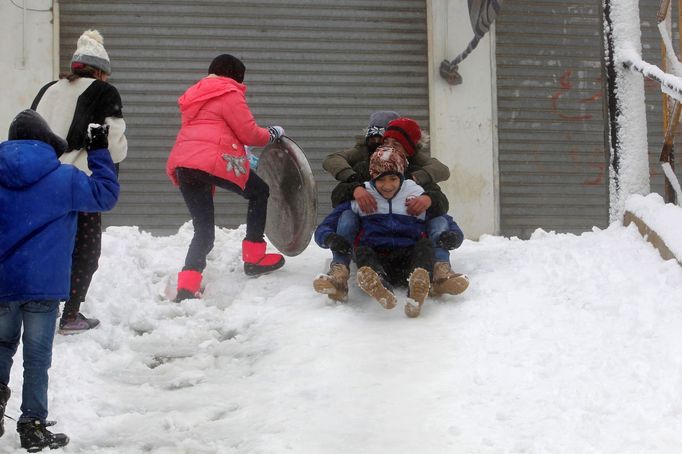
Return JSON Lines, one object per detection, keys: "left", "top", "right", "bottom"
{"left": 2, "top": 216, "right": 682, "bottom": 453}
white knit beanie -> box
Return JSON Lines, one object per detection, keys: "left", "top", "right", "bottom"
{"left": 71, "top": 30, "right": 111, "bottom": 74}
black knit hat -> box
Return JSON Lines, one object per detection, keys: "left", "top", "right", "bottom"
{"left": 8, "top": 110, "right": 68, "bottom": 157}
{"left": 208, "top": 54, "right": 246, "bottom": 83}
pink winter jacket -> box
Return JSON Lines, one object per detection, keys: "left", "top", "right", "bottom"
{"left": 166, "top": 76, "right": 271, "bottom": 189}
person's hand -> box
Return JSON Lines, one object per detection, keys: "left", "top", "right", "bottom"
{"left": 325, "top": 233, "right": 352, "bottom": 255}
{"left": 85, "top": 123, "right": 109, "bottom": 151}
{"left": 437, "top": 231, "right": 462, "bottom": 250}
{"left": 267, "top": 126, "right": 285, "bottom": 143}
{"left": 353, "top": 186, "right": 377, "bottom": 213}
{"left": 405, "top": 195, "right": 431, "bottom": 216}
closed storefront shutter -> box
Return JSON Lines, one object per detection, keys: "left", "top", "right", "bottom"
{"left": 495, "top": 0, "right": 608, "bottom": 238}
{"left": 58, "top": 0, "right": 429, "bottom": 234}
{"left": 496, "top": 0, "right": 682, "bottom": 238}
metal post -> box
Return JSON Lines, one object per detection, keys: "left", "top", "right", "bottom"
{"left": 601, "top": 0, "right": 621, "bottom": 219}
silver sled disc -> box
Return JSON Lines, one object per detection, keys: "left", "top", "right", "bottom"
{"left": 256, "top": 136, "right": 317, "bottom": 256}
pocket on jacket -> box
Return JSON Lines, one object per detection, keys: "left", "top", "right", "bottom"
{"left": 219, "top": 136, "right": 244, "bottom": 157}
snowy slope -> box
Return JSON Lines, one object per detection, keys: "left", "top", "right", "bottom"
{"left": 2, "top": 222, "right": 682, "bottom": 454}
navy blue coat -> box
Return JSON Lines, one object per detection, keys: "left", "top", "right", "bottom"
{"left": 0, "top": 140, "right": 119, "bottom": 302}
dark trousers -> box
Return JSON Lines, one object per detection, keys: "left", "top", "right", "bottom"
{"left": 355, "top": 237, "right": 434, "bottom": 287}
{"left": 63, "top": 212, "right": 102, "bottom": 317}
{"left": 176, "top": 167, "right": 270, "bottom": 272}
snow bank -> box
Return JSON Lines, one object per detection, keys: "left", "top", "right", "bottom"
{"left": 625, "top": 193, "right": 682, "bottom": 261}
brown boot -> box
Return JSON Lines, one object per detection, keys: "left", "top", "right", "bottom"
{"left": 431, "top": 262, "right": 469, "bottom": 296}
{"left": 357, "top": 266, "right": 396, "bottom": 309}
{"left": 313, "top": 263, "right": 350, "bottom": 301}
{"left": 405, "top": 267, "right": 430, "bottom": 318}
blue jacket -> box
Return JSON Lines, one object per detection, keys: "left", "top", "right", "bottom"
{"left": 315, "top": 180, "right": 428, "bottom": 250}
{"left": 0, "top": 140, "right": 120, "bottom": 302}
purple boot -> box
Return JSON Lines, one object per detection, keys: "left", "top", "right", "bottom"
{"left": 58, "top": 313, "right": 100, "bottom": 335}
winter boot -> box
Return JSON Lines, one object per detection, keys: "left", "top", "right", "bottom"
{"left": 176, "top": 270, "right": 203, "bottom": 302}
{"left": 405, "top": 267, "right": 431, "bottom": 318}
{"left": 0, "top": 383, "right": 10, "bottom": 438}
{"left": 17, "top": 419, "right": 69, "bottom": 452}
{"left": 58, "top": 312, "right": 100, "bottom": 335}
{"left": 431, "top": 262, "right": 470, "bottom": 297}
{"left": 313, "top": 263, "right": 350, "bottom": 301}
{"left": 357, "top": 266, "right": 396, "bottom": 309}
{"left": 242, "top": 240, "right": 285, "bottom": 276}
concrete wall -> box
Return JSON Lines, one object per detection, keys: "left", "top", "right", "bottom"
{"left": 0, "top": 1, "right": 499, "bottom": 238}
{"left": 0, "top": 0, "right": 56, "bottom": 141}
{"left": 427, "top": 0, "right": 499, "bottom": 238}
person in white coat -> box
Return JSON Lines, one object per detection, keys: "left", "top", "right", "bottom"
{"left": 31, "top": 29, "right": 127, "bottom": 334}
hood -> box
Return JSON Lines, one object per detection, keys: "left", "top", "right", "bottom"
{"left": 0, "top": 140, "right": 61, "bottom": 189}
{"left": 178, "top": 76, "right": 246, "bottom": 121}
{"left": 8, "top": 109, "right": 68, "bottom": 157}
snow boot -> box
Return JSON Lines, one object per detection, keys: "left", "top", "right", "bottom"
{"left": 313, "top": 263, "right": 350, "bottom": 301}
{"left": 0, "top": 383, "right": 9, "bottom": 438}
{"left": 405, "top": 267, "right": 431, "bottom": 318}
{"left": 58, "top": 312, "right": 100, "bottom": 335}
{"left": 176, "top": 270, "right": 202, "bottom": 302}
{"left": 357, "top": 266, "right": 396, "bottom": 309}
{"left": 17, "top": 420, "right": 69, "bottom": 452}
{"left": 242, "top": 240, "right": 285, "bottom": 276}
{"left": 431, "top": 262, "right": 470, "bottom": 296}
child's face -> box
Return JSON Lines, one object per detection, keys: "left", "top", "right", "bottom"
{"left": 374, "top": 174, "right": 402, "bottom": 199}
{"left": 383, "top": 137, "right": 407, "bottom": 158}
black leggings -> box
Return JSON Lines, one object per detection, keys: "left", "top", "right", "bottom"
{"left": 176, "top": 167, "right": 270, "bottom": 272}
{"left": 355, "top": 237, "right": 434, "bottom": 287}
{"left": 63, "top": 211, "right": 102, "bottom": 317}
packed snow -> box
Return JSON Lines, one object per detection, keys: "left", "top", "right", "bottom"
{"left": 1, "top": 209, "right": 682, "bottom": 453}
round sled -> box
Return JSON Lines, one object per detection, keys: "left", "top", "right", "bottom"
{"left": 256, "top": 136, "right": 317, "bottom": 256}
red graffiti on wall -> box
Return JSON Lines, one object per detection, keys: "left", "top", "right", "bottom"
{"left": 550, "top": 70, "right": 602, "bottom": 121}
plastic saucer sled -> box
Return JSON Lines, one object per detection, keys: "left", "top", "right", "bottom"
{"left": 256, "top": 136, "right": 317, "bottom": 256}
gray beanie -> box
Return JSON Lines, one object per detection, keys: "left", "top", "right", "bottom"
{"left": 71, "top": 30, "right": 111, "bottom": 75}
{"left": 368, "top": 111, "right": 400, "bottom": 129}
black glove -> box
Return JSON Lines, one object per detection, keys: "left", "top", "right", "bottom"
{"left": 325, "top": 233, "right": 352, "bottom": 255}
{"left": 86, "top": 124, "right": 110, "bottom": 151}
{"left": 344, "top": 173, "right": 360, "bottom": 183}
{"left": 436, "top": 231, "right": 462, "bottom": 250}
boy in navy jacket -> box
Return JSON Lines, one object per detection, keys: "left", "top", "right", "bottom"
{"left": 0, "top": 110, "right": 119, "bottom": 451}
{"left": 315, "top": 146, "right": 447, "bottom": 317}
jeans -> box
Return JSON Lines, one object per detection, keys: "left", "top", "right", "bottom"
{"left": 0, "top": 300, "right": 59, "bottom": 423}
{"left": 331, "top": 209, "right": 359, "bottom": 267}
{"left": 427, "top": 215, "right": 451, "bottom": 263}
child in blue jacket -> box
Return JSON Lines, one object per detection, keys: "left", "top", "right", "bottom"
{"left": 315, "top": 146, "right": 443, "bottom": 317}
{"left": 0, "top": 110, "right": 119, "bottom": 451}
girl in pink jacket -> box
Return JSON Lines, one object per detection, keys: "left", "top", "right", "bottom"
{"left": 167, "top": 54, "right": 285, "bottom": 301}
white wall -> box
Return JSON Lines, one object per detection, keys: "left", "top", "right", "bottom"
{"left": 427, "top": 0, "right": 499, "bottom": 238}
{"left": 0, "top": 0, "right": 55, "bottom": 141}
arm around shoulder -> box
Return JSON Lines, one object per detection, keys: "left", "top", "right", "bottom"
{"left": 409, "top": 145, "right": 450, "bottom": 185}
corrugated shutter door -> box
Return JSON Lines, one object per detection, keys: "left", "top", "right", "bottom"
{"left": 496, "top": 0, "right": 682, "bottom": 239}
{"left": 59, "top": 0, "right": 429, "bottom": 234}
{"left": 495, "top": 0, "right": 608, "bottom": 238}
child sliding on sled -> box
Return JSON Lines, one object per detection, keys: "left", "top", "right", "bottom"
{"left": 314, "top": 144, "right": 448, "bottom": 317}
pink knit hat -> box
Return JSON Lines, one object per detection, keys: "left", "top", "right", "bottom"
{"left": 369, "top": 145, "right": 407, "bottom": 180}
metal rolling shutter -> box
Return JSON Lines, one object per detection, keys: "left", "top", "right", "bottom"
{"left": 496, "top": 0, "right": 682, "bottom": 239}
{"left": 59, "top": 0, "right": 429, "bottom": 234}
{"left": 495, "top": 0, "right": 608, "bottom": 238}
